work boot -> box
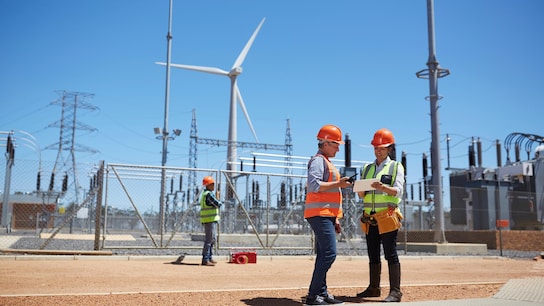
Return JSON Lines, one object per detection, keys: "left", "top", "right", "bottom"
{"left": 201, "top": 261, "right": 216, "bottom": 266}
{"left": 383, "top": 263, "right": 402, "bottom": 302}
{"left": 356, "top": 263, "right": 381, "bottom": 298}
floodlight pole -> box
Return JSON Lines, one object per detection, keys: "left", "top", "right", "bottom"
{"left": 159, "top": 0, "right": 174, "bottom": 245}
{"left": 416, "top": 0, "right": 449, "bottom": 243}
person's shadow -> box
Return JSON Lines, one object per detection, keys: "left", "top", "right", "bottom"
{"left": 240, "top": 297, "right": 300, "bottom": 305}
{"left": 241, "top": 294, "right": 362, "bottom": 305}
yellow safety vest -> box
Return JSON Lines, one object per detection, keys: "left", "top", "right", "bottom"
{"left": 362, "top": 161, "right": 401, "bottom": 214}
{"left": 200, "top": 190, "right": 220, "bottom": 223}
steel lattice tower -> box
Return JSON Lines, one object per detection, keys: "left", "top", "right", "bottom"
{"left": 188, "top": 109, "right": 198, "bottom": 204}
{"left": 284, "top": 119, "right": 293, "bottom": 201}
{"left": 44, "top": 90, "right": 99, "bottom": 204}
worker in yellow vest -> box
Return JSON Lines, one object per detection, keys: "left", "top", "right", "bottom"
{"left": 200, "top": 176, "right": 222, "bottom": 266}
{"left": 357, "top": 128, "right": 405, "bottom": 302}
{"left": 304, "top": 124, "right": 353, "bottom": 305}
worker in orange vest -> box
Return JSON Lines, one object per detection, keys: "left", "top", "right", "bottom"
{"left": 304, "top": 124, "right": 353, "bottom": 305}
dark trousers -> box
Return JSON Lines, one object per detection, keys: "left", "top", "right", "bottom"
{"left": 306, "top": 216, "right": 337, "bottom": 297}
{"left": 365, "top": 225, "right": 399, "bottom": 265}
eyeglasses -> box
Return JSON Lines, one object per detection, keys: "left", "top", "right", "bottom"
{"left": 326, "top": 141, "right": 340, "bottom": 148}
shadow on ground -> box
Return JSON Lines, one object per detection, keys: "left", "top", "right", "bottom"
{"left": 240, "top": 297, "right": 301, "bottom": 305}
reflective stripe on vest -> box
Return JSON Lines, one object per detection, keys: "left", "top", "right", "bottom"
{"left": 362, "top": 161, "right": 400, "bottom": 213}
{"left": 304, "top": 154, "right": 343, "bottom": 218}
{"left": 200, "top": 190, "right": 220, "bottom": 223}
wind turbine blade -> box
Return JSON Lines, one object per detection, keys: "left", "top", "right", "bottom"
{"left": 155, "top": 62, "right": 229, "bottom": 76}
{"left": 235, "top": 84, "right": 259, "bottom": 142}
{"left": 232, "top": 18, "right": 266, "bottom": 69}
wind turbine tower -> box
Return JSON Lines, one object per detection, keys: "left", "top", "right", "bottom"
{"left": 157, "top": 18, "right": 265, "bottom": 175}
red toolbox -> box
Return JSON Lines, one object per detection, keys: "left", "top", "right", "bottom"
{"left": 229, "top": 250, "right": 257, "bottom": 264}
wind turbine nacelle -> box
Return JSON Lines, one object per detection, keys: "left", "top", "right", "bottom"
{"left": 229, "top": 66, "right": 243, "bottom": 76}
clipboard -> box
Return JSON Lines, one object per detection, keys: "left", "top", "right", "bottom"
{"left": 353, "top": 178, "right": 380, "bottom": 192}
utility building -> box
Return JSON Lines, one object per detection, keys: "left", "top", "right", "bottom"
{"left": 450, "top": 134, "right": 543, "bottom": 231}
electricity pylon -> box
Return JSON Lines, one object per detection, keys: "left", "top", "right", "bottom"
{"left": 44, "top": 90, "right": 99, "bottom": 204}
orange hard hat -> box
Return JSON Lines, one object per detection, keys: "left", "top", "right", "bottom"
{"left": 202, "top": 176, "right": 215, "bottom": 186}
{"left": 371, "top": 128, "right": 395, "bottom": 147}
{"left": 317, "top": 124, "right": 345, "bottom": 144}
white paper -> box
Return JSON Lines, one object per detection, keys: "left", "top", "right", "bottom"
{"left": 353, "top": 178, "right": 380, "bottom": 192}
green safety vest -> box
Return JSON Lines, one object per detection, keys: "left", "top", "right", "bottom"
{"left": 362, "top": 160, "right": 401, "bottom": 214}
{"left": 200, "top": 190, "right": 220, "bottom": 224}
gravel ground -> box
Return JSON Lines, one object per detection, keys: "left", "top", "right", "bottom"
{"left": 2, "top": 255, "right": 543, "bottom": 306}
{"left": 2, "top": 233, "right": 542, "bottom": 305}
{"left": 8, "top": 235, "right": 542, "bottom": 259}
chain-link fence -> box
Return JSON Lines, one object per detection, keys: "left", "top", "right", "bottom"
{"left": 98, "top": 164, "right": 366, "bottom": 254}
{"left": 1, "top": 159, "right": 543, "bottom": 255}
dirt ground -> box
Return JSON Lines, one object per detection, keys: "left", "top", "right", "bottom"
{"left": 1, "top": 255, "right": 543, "bottom": 305}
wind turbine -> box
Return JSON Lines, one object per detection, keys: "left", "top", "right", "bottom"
{"left": 156, "top": 17, "right": 265, "bottom": 173}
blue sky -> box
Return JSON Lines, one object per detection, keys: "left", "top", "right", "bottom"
{"left": 1, "top": 1, "right": 543, "bottom": 208}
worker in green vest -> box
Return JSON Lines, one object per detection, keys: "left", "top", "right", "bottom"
{"left": 200, "top": 176, "right": 222, "bottom": 266}
{"left": 357, "top": 128, "right": 405, "bottom": 302}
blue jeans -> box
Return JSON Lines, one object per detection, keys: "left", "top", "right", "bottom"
{"left": 202, "top": 222, "right": 217, "bottom": 262}
{"left": 306, "top": 216, "right": 337, "bottom": 297}
{"left": 366, "top": 224, "right": 399, "bottom": 265}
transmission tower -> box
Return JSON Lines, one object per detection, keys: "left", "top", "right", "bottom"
{"left": 44, "top": 90, "right": 99, "bottom": 204}
{"left": 188, "top": 109, "right": 198, "bottom": 204}
{"left": 187, "top": 109, "right": 292, "bottom": 201}
{"left": 284, "top": 118, "right": 293, "bottom": 201}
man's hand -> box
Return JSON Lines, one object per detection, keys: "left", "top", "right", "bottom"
{"left": 338, "top": 177, "right": 353, "bottom": 188}
{"left": 334, "top": 221, "right": 341, "bottom": 234}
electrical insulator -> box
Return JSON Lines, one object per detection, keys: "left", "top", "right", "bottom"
{"left": 422, "top": 154, "right": 428, "bottom": 200}
{"left": 468, "top": 144, "right": 475, "bottom": 167}
{"left": 252, "top": 180, "right": 256, "bottom": 206}
{"left": 253, "top": 156, "right": 256, "bottom": 172}
{"left": 345, "top": 133, "right": 351, "bottom": 167}
{"left": 6, "top": 135, "right": 14, "bottom": 159}
{"left": 477, "top": 138, "right": 482, "bottom": 167}
{"left": 289, "top": 185, "right": 293, "bottom": 204}
{"left": 280, "top": 182, "right": 286, "bottom": 208}
{"left": 49, "top": 173, "right": 55, "bottom": 191}
{"left": 36, "top": 172, "right": 41, "bottom": 191}
{"left": 401, "top": 151, "right": 407, "bottom": 176}
{"left": 6, "top": 135, "right": 12, "bottom": 154}
{"left": 422, "top": 153, "right": 428, "bottom": 179}
{"left": 495, "top": 140, "right": 502, "bottom": 167}
{"left": 255, "top": 181, "right": 260, "bottom": 205}
{"left": 62, "top": 174, "right": 68, "bottom": 192}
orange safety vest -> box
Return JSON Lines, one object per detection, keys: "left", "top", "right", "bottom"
{"left": 305, "top": 154, "right": 343, "bottom": 218}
